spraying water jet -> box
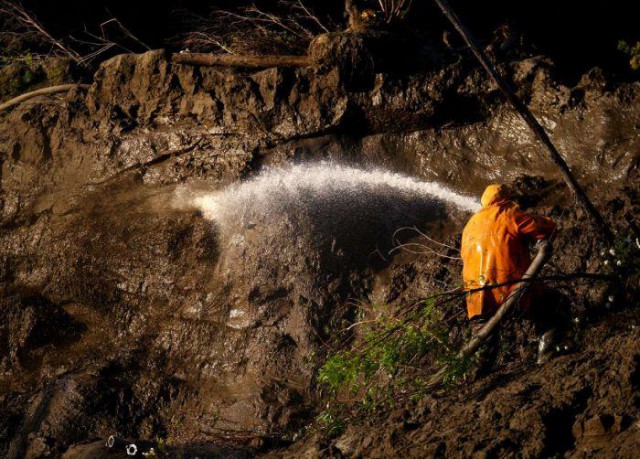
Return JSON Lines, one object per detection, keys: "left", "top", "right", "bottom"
{"left": 172, "top": 163, "right": 480, "bottom": 340}
{"left": 175, "top": 163, "right": 479, "bottom": 233}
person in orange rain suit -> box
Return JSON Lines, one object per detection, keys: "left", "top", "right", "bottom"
{"left": 461, "top": 184, "right": 560, "bottom": 366}
{"left": 461, "top": 184, "right": 556, "bottom": 319}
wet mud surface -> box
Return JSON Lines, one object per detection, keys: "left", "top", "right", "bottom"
{"left": 0, "top": 33, "right": 639, "bottom": 457}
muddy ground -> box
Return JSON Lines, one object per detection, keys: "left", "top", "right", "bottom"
{"left": 0, "top": 32, "right": 639, "bottom": 458}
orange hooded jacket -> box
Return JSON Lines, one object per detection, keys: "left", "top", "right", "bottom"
{"left": 461, "top": 185, "right": 556, "bottom": 319}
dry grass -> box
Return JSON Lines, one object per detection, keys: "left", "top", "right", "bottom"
{"left": 0, "top": 1, "right": 150, "bottom": 66}
{"left": 173, "top": 1, "right": 336, "bottom": 55}
{"left": 0, "top": 0, "right": 81, "bottom": 63}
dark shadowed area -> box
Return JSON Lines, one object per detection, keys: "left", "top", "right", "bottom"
{"left": 5, "top": 0, "right": 640, "bottom": 80}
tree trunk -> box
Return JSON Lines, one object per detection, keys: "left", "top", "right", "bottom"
{"left": 171, "top": 53, "right": 311, "bottom": 69}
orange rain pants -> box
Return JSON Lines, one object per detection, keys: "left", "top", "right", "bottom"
{"left": 461, "top": 185, "right": 556, "bottom": 319}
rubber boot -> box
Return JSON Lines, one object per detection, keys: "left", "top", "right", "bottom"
{"left": 470, "top": 319, "right": 498, "bottom": 378}
{"left": 536, "top": 328, "right": 558, "bottom": 365}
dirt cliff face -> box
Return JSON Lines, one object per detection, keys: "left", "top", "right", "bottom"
{"left": 0, "top": 33, "right": 639, "bottom": 458}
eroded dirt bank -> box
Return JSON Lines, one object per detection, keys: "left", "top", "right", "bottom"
{"left": 0, "top": 33, "right": 639, "bottom": 458}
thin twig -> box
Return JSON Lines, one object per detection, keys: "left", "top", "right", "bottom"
{"left": 389, "top": 241, "right": 462, "bottom": 260}
{"left": 393, "top": 226, "right": 459, "bottom": 251}
{"left": 294, "top": 0, "right": 330, "bottom": 33}
{"left": 0, "top": 1, "right": 81, "bottom": 63}
{"left": 100, "top": 16, "right": 151, "bottom": 51}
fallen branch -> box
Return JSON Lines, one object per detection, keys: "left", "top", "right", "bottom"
{"left": 433, "top": 0, "right": 615, "bottom": 245}
{"left": 0, "top": 84, "right": 90, "bottom": 113}
{"left": 423, "top": 240, "right": 554, "bottom": 391}
{"left": 171, "top": 52, "right": 311, "bottom": 68}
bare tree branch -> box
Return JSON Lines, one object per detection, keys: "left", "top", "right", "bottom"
{"left": 294, "top": 0, "right": 330, "bottom": 33}
{"left": 173, "top": 1, "right": 333, "bottom": 55}
{"left": 99, "top": 17, "right": 151, "bottom": 51}
{"left": 376, "top": 0, "right": 414, "bottom": 23}
{"left": 0, "top": 1, "right": 82, "bottom": 63}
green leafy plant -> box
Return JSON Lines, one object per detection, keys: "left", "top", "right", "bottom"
{"left": 317, "top": 296, "right": 474, "bottom": 412}
{"left": 316, "top": 407, "right": 346, "bottom": 437}
{"left": 618, "top": 40, "right": 640, "bottom": 70}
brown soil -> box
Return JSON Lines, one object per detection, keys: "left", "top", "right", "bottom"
{"left": 0, "top": 32, "right": 638, "bottom": 458}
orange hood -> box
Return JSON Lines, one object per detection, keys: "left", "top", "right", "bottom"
{"left": 481, "top": 184, "right": 512, "bottom": 208}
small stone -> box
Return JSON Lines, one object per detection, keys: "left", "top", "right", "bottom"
{"left": 583, "top": 416, "right": 608, "bottom": 437}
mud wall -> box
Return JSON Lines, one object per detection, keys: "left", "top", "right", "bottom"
{"left": 0, "top": 33, "right": 639, "bottom": 457}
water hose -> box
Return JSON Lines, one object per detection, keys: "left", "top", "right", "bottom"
{"left": 105, "top": 435, "right": 158, "bottom": 456}
{"left": 126, "top": 443, "right": 138, "bottom": 456}
{"left": 0, "top": 84, "right": 90, "bottom": 113}
{"left": 424, "top": 240, "right": 553, "bottom": 391}
{"left": 105, "top": 435, "right": 127, "bottom": 449}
